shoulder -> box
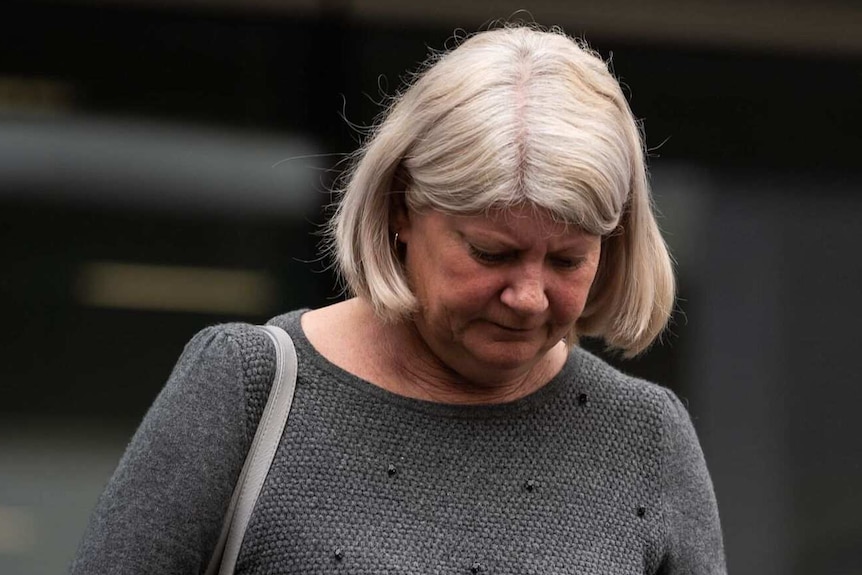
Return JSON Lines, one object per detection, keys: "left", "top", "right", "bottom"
{"left": 178, "top": 322, "right": 278, "bottom": 394}
{"left": 567, "top": 346, "right": 711, "bottom": 474}
{"left": 565, "top": 346, "right": 699, "bottom": 470}
{"left": 183, "top": 321, "right": 277, "bottom": 363}
{"left": 568, "top": 345, "right": 675, "bottom": 420}
{"left": 566, "top": 346, "right": 726, "bottom": 570}
{"left": 265, "top": 308, "right": 307, "bottom": 338}
{"left": 70, "top": 321, "right": 284, "bottom": 574}
{"left": 174, "top": 319, "right": 292, "bottom": 439}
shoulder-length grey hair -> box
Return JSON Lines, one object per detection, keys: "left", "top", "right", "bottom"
{"left": 328, "top": 25, "right": 675, "bottom": 357}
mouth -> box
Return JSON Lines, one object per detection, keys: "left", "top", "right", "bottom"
{"left": 489, "top": 321, "right": 542, "bottom": 333}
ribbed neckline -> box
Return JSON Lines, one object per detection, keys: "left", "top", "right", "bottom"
{"left": 268, "top": 309, "right": 582, "bottom": 419}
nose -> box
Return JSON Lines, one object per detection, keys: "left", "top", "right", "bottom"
{"left": 500, "top": 271, "right": 549, "bottom": 315}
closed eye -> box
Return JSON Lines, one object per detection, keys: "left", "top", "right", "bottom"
{"left": 549, "top": 256, "right": 585, "bottom": 270}
{"left": 468, "top": 245, "right": 516, "bottom": 265}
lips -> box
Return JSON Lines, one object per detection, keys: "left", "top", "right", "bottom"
{"left": 488, "top": 321, "right": 542, "bottom": 332}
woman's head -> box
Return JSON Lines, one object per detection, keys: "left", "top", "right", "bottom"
{"left": 330, "top": 25, "right": 675, "bottom": 357}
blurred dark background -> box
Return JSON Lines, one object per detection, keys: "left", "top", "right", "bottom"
{"left": 1, "top": 1, "right": 860, "bottom": 573}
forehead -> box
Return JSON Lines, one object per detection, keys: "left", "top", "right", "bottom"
{"left": 467, "top": 204, "right": 572, "bottom": 231}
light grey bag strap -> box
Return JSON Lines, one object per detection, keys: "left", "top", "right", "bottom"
{"left": 204, "top": 325, "right": 297, "bottom": 575}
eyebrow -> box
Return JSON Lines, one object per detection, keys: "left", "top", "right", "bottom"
{"left": 458, "top": 227, "right": 594, "bottom": 252}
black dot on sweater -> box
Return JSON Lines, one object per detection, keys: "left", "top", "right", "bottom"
{"left": 578, "top": 393, "right": 588, "bottom": 405}
{"left": 637, "top": 506, "right": 646, "bottom": 518}
{"left": 525, "top": 479, "right": 536, "bottom": 492}
{"left": 470, "top": 562, "right": 483, "bottom": 573}
{"left": 387, "top": 464, "right": 397, "bottom": 476}
{"left": 334, "top": 547, "right": 344, "bottom": 561}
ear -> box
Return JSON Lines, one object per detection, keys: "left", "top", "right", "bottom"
{"left": 388, "top": 164, "right": 413, "bottom": 241}
{"left": 389, "top": 191, "right": 411, "bottom": 240}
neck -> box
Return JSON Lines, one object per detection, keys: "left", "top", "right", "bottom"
{"left": 379, "top": 316, "right": 565, "bottom": 405}
{"left": 305, "top": 298, "right": 566, "bottom": 406}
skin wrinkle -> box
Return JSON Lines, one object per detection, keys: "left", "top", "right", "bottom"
{"left": 386, "top": 205, "right": 600, "bottom": 402}
{"left": 72, "top": 28, "right": 718, "bottom": 574}
{"left": 69, "top": 312, "right": 725, "bottom": 573}
{"left": 334, "top": 26, "right": 675, "bottom": 357}
{"left": 386, "top": 319, "right": 548, "bottom": 404}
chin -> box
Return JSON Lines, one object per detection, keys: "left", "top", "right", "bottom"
{"left": 467, "top": 341, "right": 547, "bottom": 372}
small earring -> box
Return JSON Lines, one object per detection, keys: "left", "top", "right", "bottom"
{"left": 393, "top": 232, "right": 400, "bottom": 251}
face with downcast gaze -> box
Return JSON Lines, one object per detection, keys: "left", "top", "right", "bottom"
{"left": 394, "top": 204, "right": 602, "bottom": 384}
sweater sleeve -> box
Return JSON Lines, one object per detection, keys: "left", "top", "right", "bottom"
{"left": 657, "top": 389, "right": 727, "bottom": 575}
{"left": 70, "top": 326, "right": 257, "bottom": 575}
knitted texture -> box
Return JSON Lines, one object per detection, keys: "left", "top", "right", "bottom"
{"left": 227, "top": 324, "right": 277, "bottom": 442}
{"left": 71, "top": 311, "right": 725, "bottom": 575}
{"left": 71, "top": 325, "right": 255, "bottom": 575}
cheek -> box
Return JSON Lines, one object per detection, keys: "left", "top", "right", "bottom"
{"left": 434, "top": 269, "right": 503, "bottom": 313}
{"left": 550, "top": 289, "right": 583, "bottom": 323}
{"left": 549, "top": 274, "right": 597, "bottom": 322}
{"left": 407, "top": 248, "right": 498, "bottom": 311}
{"left": 424, "top": 268, "right": 507, "bottom": 322}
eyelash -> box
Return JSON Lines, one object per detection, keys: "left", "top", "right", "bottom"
{"left": 468, "top": 245, "right": 582, "bottom": 270}
{"left": 469, "top": 246, "right": 513, "bottom": 264}
{"left": 550, "top": 257, "right": 582, "bottom": 270}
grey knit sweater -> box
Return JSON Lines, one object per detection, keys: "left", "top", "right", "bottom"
{"left": 71, "top": 310, "right": 726, "bottom": 574}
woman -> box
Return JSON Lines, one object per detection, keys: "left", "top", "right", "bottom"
{"left": 72, "top": 26, "right": 726, "bottom": 574}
